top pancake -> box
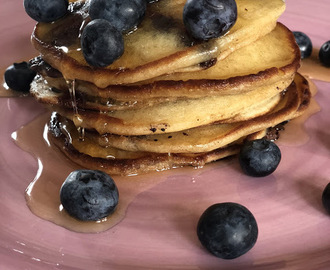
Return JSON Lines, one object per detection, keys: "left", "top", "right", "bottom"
{"left": 31, "top": 0, "right": 286, "bottom": 87}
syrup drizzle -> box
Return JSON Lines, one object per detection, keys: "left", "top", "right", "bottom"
{"left": 66, "top": 79, "right": 78, "bottom": 114}
{"left": 278, "top": 78, "right": 320, "bottom": 146}
{"left": 0, "top": 58, "right": 324, "bottom": 233}
{"left": 12, "top": 84, "right": 320, "bottom": 233}
{"left": 14, "top": 112, "right": 168, "bottom": 233}
{"left": 66, "top": 78, "right": 85, "bottom": 141}
{"left": 299, "top": 49, "right": 330, "bottom": 82}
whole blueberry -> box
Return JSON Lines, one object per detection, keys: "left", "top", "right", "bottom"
{"left": 183, "top": 0, "right": 237, "bottom": 40}
{"left": 197, "top": 202, "right": 258, "bottom": 259}
{"left": 89, "top": 0, "right": 147, "bottom": 33}
{"left": 293, "top": 31, "right": 313, "bottom": 59}
{"left": 319, "top": 40, "right": 330, "bottom": 67}
{"left": 24, "top": 0, "right": 69, "bottom": 23}
{"left": 322, "top": 182, "right": 330, "bottom": 214}
{"left": 60, "top": 170, "right": 119, "bottom": 221}
{"left": 81, "top": 19, "right": 124, "bottom": 67}
{"left": 239, "top": 138, "right": 281, "bottom": 177}
{"left": 4, "top": 62, "right": 36, "bottom": 93}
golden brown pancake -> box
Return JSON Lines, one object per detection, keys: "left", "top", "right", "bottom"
{"left": 30, "top": 23, "right": 300, "bottom": 110}
{"left": 47, "top": 73, "right": 310, "bottom": 175}
{"left": 35, "top": 76, "right": 289, "bottom": 135}
{"left": 31, "top": 0, "right": 286, "bottom": 86}
{"left": 96, "top": 74, "right": 311, "bottom": 153}
{"left": 49, "top": 113, "right": 266, "bottom": 176}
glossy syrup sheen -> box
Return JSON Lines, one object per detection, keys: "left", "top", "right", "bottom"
{"left": 299, "top": 49, "right": 330, "bottom": 82}
{"left": 9, "top": 84, "right": 319, "bottom": 233}
{"left": 13, "top": 112, "right": 172, "bottom": 233}
{"left": 0, "top": 59, "right": 323, "bottom": 233}
{"left": 36, "top": 0, "right": 200, "bottom": 69}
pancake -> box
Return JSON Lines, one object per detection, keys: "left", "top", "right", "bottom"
{"left": 34, "top": 76, "right": 290, "bottom": 135}
{"left": 96, "top": 74, "right": 311, "bottom": 153}
{"left": 49, "top": 113, "right": 266, "bottom": 176}
{"left": 31, "top": 0, "right": 286, "bottom": 86}
{"left": 47, "top": 73, "right": 311, "bottom": 175}
{"left": 30, "top": 23, "right": 300, "bottom": 110}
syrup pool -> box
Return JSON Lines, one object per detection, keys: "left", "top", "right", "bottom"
{"left": 12, "top": 112, "right": 174, "bottom": 233}
{"left": 0, "top": 60, "right": 323, "bottom": 233}
{"left": 299, "top": 49, "right": 330, "bottom": 82}
{"left": 278, "top": 78, "right": 320, "bottom": 146}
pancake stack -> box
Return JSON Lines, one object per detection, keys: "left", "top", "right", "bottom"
{"left": 29, "top": 0, "right": 311, "bottom": 175}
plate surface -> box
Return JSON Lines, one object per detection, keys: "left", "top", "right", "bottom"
{"left": 1, "top": 1, "right": 330, "bottom": 269}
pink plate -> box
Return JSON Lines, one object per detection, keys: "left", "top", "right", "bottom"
{"left": 1, "top": 1, "right": 330, "bottom": 269}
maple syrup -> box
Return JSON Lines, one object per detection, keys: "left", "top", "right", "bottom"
{"left": 278, "top": 78, "right": 320, "bottom": 146}
{"left": 9, "top": 80, "right": 319, "bottom": 233}
{"left": 299, "top": 49, "right": 330, "bottom": 82}
{"left": 14, "top": 112, "right": 169, "bottom": 233}
{"left": 0, "top": 45, "right": 326, "bottom": 234}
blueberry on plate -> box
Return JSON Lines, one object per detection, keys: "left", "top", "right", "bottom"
{"left": 60, "top": 170, "right": 119, "bottom": 221}
{"left": 24, "top": 0, "right": 69, "bottom": 23}
{"left": 293, "top": 31, "right": 313, "bottom": 59}
{"left": 89, "top": 0, "right": 147, "bottom": 33}
{"left": 4, "top": 62, "right": 36, "bottom": 93}
{"left": 239, "top": 138, "right": 281, "bottom": 177}
{"left": 319, "top": 40, "right": 330, "bottom": 67}
{"left": 197, "top": 202, "right": 258, "bottom": 259}
{"left": 322, "top": 182, "right": 330, "bottom": 214}
{"left": 183, "top": 0, "right": 237, "bottom": 40}
{"left": 81, "top": 19, "right": 124, "bottom": 67}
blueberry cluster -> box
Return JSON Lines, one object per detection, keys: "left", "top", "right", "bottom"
{"left": 293, "top": 31, "right": 330, "bottom": 67}
{"left": 81, "top": 0, "right": 147, "bottom": 67}
{"left": 22, "top": 0, "right": 239, "bottom": 67}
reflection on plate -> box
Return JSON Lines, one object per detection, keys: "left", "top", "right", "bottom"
{"left": 1, "top": 1, "right": 330, "bottom": 269}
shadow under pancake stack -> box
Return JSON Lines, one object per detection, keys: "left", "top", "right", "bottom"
{"left": 29, "top": 0, "right": 311, "bottom": 175}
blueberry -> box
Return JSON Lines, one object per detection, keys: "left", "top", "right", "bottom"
{"left": 60, "top": 170, "right": 119, "bottom": 221}
{"left": 23, "top": 0, "right": 69, "bottom": 23}
{"left": 319, "top": 40, "right": 330, "bottom": 67}
{"left": 89, "top": 0, "right": 147, "bottom": 33}
{"left": 4, "top": 62, "right": 36, "bottom": 93}
{"left": 293, "top": 31, "right": 313, "bottom": 59}
{"left": 197, "top": 202, "right": 258, "bottom": 259}
{"left": 239, "top": 138, "right": 281, "bottom": 177}
{"left": 183, "top": 0, "right": 237, "bottom": 41}
{"left": 81, "top": 19, "right": 124, "bottom": 67}
{"left": 322, "top": 182, "right": 330, "bottom": 214}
